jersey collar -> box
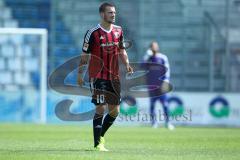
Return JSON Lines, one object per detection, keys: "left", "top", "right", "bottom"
{"left": 98, "top": 24, "right": 113, "bottom": 33}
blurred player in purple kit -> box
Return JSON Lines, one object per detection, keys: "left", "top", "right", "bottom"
{"left": 143, "top": 41, "right": 175, "bottom": 130}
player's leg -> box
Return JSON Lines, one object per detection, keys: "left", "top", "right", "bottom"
{"left": 98, "top": 79, "right": 120, "bottom": 150}
{"left": 91, "top": 78, "right": 107, "bottom": 148}
{"left": 160, "top": 95, "right": 175, "bottom": 130}
{"left": 101, "top": 79, "right": 121, "bottom": 137}
{"left": 101, "top": 104, "right": 119, "bottom": 137}
{"left": 150, "top": 97, "right": 157, "bottom": 127}
{"left": 93, "top": 105, "right": 105, "bottom": 147}
{"left": 159, "top": 95, "right": 169, "bottom": 124}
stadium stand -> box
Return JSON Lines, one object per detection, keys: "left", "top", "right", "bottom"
{"left": 0, "top": 0, "right": 46, "bottom": 91}
{"left": 182, "top": 0, "right": 240, "bottom": 91}
{"left": 1, "top": 0, "right": 240, "bottom": 92}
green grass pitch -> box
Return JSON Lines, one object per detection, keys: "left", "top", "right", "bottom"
{"left": 0, "top": 124, "right": 239, "bottom": 160}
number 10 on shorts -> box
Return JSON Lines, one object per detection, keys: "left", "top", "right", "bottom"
{"left": 97, "top": 94, "right": 105, "bottom": 103}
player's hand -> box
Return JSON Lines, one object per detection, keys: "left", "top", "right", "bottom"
{"left": 77, "top": 75, "right": 84, "bottom": 86}
{"left": 126, "top": 64, "right": 133, "bottom": 73}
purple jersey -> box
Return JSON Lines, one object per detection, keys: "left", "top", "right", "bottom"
{"left": 143, "top": 49, "right": 170, "bottom": 83}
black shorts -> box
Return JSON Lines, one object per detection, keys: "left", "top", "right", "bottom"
{"left": 90, "top": 78, "right": 121, "bottom": 105}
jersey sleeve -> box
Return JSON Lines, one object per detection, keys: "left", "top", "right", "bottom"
{"left": 164, "top": 55, "right": 170, "bottom": 82}
{"left": 119, "top": 29, "right": 124, "bottom": 43}
{"left": 118, "top": 29, "right": 126, "bottom": 49}
{"left": 82, "top": 30, "right": 94, "bottom": 53}
{"left": 143, "top": 49, "right": 153, "bottom": 62}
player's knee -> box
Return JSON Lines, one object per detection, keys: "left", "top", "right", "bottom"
{"left": 109, "top": 107, "right": 119, "bottom": 118}
{"left": 95, "top": 105, "right": 105, "bottom": 115}
{"left": 109, "top": 112, "right": 119, "bottom": 118}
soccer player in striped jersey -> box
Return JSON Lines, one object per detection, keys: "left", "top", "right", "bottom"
{"left": 143, "top": 41, "right": 175, "bottom": 130}
{"left": 77, "top": 2, "right": 133, "bottom": 151}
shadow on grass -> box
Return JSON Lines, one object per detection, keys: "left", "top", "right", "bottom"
{"left": 0, "top": 148, "right": 99, "bottom": 153}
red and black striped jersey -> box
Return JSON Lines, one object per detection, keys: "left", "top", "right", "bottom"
{"left": 82, "top": 24, "right": 124, "bottom": 80}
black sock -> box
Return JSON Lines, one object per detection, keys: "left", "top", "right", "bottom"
{"left": 101, "top": 114, "right": 116, "bottom": 137}
{"left": 93, "top": 113, "right": 103, "bottom": 147}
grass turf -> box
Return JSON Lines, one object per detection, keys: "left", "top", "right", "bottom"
{"left": 0, "top": 124, "right": 239, "bottom": 160}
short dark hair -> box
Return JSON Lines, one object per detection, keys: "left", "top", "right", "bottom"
{"left": 99, "top": 2, "right": 115, "bottom": 13}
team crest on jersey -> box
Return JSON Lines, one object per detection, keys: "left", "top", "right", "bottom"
{"left": 114, "top": 32, "right": 120, "bottom": 38}
{"left": 83, "top": 43, "right": 89, "bottom": 51}
{"left": 100, "top": 35, "right": 104, "bottom": 40}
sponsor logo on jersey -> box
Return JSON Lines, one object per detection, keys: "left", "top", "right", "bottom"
{"left": 114, "top": 32, "right": 120, "bottom": 38}
{"left": 100, "top": 42, "right": 119, "bottom": 47}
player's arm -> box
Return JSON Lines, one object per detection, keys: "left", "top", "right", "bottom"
{"left": 118, "top": 29, "right": 133, "bottom": 73}
{"left": 77, "top": 30, "right": 93, "bottom": 86}
{"left": 77, "top": 52, "right": 89, "bottom": 86}
{"left": 164, "top": 55, "right": 170, "bottom": 83}
{"left": 119, "top": 49, "right": 133, "bottom": 73}
{"left": 140, "top": 49, "right": 152, "bottom": 69}
{"left": 143, "top": 49, "right": 152, "bottom": 62}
